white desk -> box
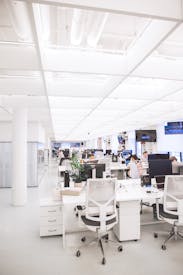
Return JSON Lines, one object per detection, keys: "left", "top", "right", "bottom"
{"left": 63, "top": 180, "right": 162, "bottom": 245}
{"left": 113, "top": 180, "right": 162, "bottom": 241}
{"left": 40, "top": 179, "right": 163, "bottom": 247}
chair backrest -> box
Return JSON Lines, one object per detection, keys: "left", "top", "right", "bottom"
{"left": 164, "top": 175, "right": 183, "bottom": 223}
{"left": 85, "top": 178, "right": 117, "bottom": 233}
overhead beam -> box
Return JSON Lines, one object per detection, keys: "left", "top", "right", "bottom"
{"left": 19, "top": 0, "right": 183, "bottom": 21}
{"left": 126, "top": 20, "right": 180, "bottom": 74}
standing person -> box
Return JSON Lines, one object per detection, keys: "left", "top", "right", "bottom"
{"left": 127, "top": 154, "right": 143, "bottom": 179}
{"left": 141, "top": 151, "right": 148, "bottom": 163}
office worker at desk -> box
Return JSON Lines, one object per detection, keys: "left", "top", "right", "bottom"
{"left": 169, "top": 156, "right": 182, "bottom": 174}
{"left": 141, "top": 151, "right": 148, "bottom": 163}
{"left": 127, "top": 154, "right": 142, "bottom": 179}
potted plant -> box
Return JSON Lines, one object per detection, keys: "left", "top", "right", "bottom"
{"left": 70, "top": 155, "right": 84, "bottom": 184}
{"left": 70, "top": 155, "right": 92, "bottom": 185}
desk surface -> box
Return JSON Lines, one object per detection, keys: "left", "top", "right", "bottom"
{"left": 61, "top": 179, "right": 163, "bottom": 204}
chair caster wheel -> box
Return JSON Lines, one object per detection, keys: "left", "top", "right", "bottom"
{"left": 81, "top": 237, "right": 86, "bottom": 242}
{"left": 118, "top": 245, "right": 123, "bottom": 252}
{"left": 104, "top": 234, "right": 109, "bottom": 242}
{"left": 75, "top": 213, "right": 79, "bottom": 217}
{"left": 161, "top": 245, "right": 166, "bottom": 250}
{"left": 102, "top": 257, "right": 106, "bottom": 265}
{"left": 76, "top": 250, "right": 81, "bottom": 257}
{"left": 154, "top": 233, "right": 158, "bottom": 238}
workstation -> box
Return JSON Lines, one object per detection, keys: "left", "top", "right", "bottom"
{"left": 1, "top": 0, "right": 183, "bottom": 274}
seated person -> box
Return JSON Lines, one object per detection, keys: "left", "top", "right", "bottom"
{"left": 141, "top": 151, "right": 148, "bottom": 163}
{"left": 169, "top": 156, "right": 182, "bottom": 174}
{"left": 127, "top": 154, "right": 143, "bottom": 179}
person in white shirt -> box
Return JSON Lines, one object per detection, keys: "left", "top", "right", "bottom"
{"left": 127, "top": 154, "right": 143, "bottom": 179}
{"left": 141, "top": 151, "right": 148, "bottom": 163}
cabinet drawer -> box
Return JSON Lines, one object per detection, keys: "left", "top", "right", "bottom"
{"left": 40, "top": 216, "right": 62, "bottom": 226}
{"left": 118, "top": 201, "right": 140, "bottom": 216}
{"left": 40, "top": 225, "right": 63, "bottom": 237}
{"left": 40, "top": 205, "right": 62, "bottom": 217}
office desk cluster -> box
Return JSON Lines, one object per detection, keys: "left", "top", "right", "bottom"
{"left": 40, "top": 179, "right": 163, "bottom": 248}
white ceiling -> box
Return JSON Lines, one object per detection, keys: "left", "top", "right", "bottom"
{"left": 1, "top": 0, "right": 183, "bottom": 141}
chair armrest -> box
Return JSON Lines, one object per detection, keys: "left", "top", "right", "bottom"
{"left": 155, "top": 199, "right": 164, "bottom": 221}
{"left": 177, "top": 199, "right": 183, "bottom": 224}
{"left": 76, "top": 205, "right": 86, "bottom": 211}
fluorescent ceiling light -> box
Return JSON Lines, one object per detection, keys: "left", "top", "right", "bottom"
{"left": 5, "top": 0, "right": 33, "bottom": 42}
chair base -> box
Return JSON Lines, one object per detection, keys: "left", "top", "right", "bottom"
{"left": 75, "top": 233, "right": 123, "bottom": 265}
{"left": 154, "top": 223, "right": 183, "bottom": 250}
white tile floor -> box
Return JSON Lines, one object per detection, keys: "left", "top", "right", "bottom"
{"left": 0, "top": 159, "right": 183, "bottom": 275}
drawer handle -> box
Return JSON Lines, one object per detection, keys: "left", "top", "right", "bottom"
{"left": 48, "top": 210, "right": 56, "bottom": 213}
{"left": 48, "top": 229, "right": 57, "bottom": 232}
{"left": 48, "top": 219, "right": 57, "bottom": 222}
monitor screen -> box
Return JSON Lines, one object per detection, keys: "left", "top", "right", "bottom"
{"left": 165, "top": 121, "right": 183, "bottom": 135}
{"left": 95, "top": 163, "right": 106, "bottom": 178}
{"left": 81, "top": 163, "right": 106, "bottom": 179}
{"left": 149, "top": 159, "right": 172, "bottom": 179}
{"left": 148, "top": 153, "right": 169, "bottom": 160}
{"left": 141, "top": 175, "right": 151, "bottom": 187}
{"left": 154, "top": 175, "right": 165, "bottom": 189}
{"left": 136, "top": 130, "right": 157, "bottom": 142}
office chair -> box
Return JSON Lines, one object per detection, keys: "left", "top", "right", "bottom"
{"left": 75, "top": 178, "right": 122, "bottom": 265}
{"left": 154, "top": 175, "right": 183, "bottom": 250}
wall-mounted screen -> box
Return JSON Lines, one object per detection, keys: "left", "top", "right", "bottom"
{"left": 165, "top": 121, "right": 183, "bottom": 134}
{"left": 135, "top": 130, "right": 157, "bottom": 142}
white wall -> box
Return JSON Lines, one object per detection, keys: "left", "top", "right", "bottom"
{"left": 0, "top": 122, "right": 11, "bottom": 141}
{"left": 157, "top": 123, "right": 183, "bottom": 152}
{"left": 126, "top": 130, "right": 136, "bottom": 154}
{"left": 0, "top": 122, "right": 46, "bottom": 144}
{"left": 85, "top": 138, "right": 97, "bottom": 149}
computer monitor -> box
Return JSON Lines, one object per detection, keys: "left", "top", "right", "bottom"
{"left": 106, "top": 150, "right": 112, "bottom": 155}
{"left": 149, "top": 159, "right": 172, "bottom": 179}
{"left": 154, "top": 175, "right": 166, "bottom": 189}
{"left": 112, "top": 155, "right": 118, "bottom": 162}
{"left": 95, "top": 163, "right": 106, "bottom": 178}
{"left": 80, "top": 163, "right": 106, "bottom": 180}
{"left": 141, "top": 175, "right": 151, "bottom": 187}
{"left": 148, "top": 153, "right": 169, "bottom": 160}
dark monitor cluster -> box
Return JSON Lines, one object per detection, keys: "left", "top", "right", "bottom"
{"left": 80, "top": 163, "right": 106, "bottom": 180}
{"left": 148, "top": 153, "right": 169, "bottom": 160}
{"left": 154, "top": 175, "right": 165, "bottom": 189}
{"left": 105, "top": 149, "right": 112, "bottom": 155}
{"left": 148, "top": 159, "right": 172, "bottom": 179}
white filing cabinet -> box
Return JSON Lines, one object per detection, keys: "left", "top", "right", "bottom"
{"left": 113, "top": 200, "right": 140, "bottom": 241}
{"left": 40, "top": 199, "right": 63, "bottom": 237}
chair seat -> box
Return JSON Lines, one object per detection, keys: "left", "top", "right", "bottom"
{"left": 81, "top": 215, "right": 116, "bottom": 227}
{"left": 158, "top": 204, "right": 178, "bottom": 220}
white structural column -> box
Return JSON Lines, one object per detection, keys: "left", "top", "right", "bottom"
{"left": 12, "top": 108, "right": 27, "bottom": 206}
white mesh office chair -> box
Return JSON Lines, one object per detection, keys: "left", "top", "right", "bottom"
{"left": 154, "top": 175, "right": 183, "bottom": 250}
{"left": 75, "top": 178, "right": 122, "bottom": 265}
